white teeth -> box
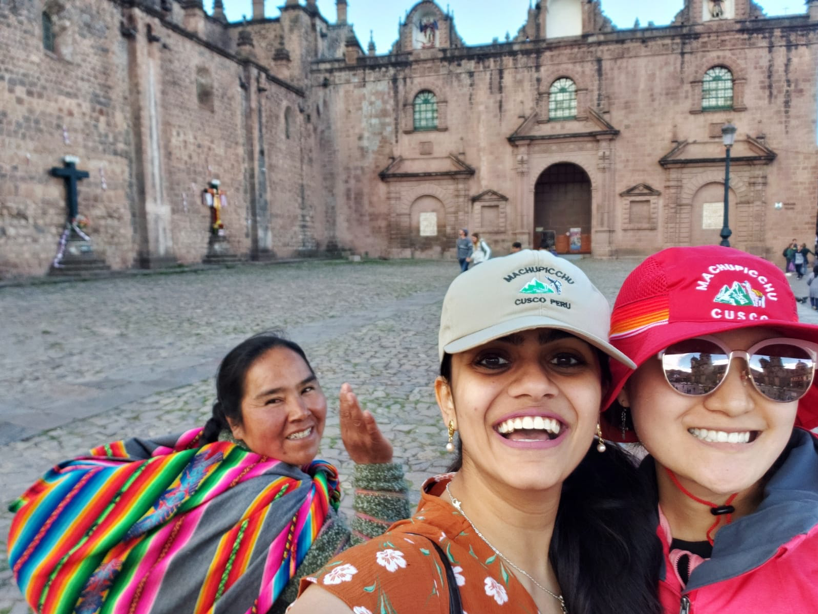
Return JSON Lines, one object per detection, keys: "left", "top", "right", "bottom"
{"left": 689, "top": 428, "right": 752, "bottom": 444}
{"left": 496, "top": 416, "right": 562, "bottom": 436}
{"left": 287, "top": 427, "right": 312, "bottom": 441}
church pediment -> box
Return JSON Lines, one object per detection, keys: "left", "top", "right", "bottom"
{"left": 659, "top": 136, "right": 776, "bottom": 167}
{"left": 509, "top": 108, "right": 619, "bottom": 143}
{"left": 471, "top": 189, "right": 509, "bottom": 202}
{"left": 379, "top": 154, "right": 475, "bottom": 181}
{"left": 399, "top": 1, "right": 463, "bottom": 52}
{"left": 620, "top": 183, "right": 662, "bottom": 197}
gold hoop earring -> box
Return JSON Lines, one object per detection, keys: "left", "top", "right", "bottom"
{"left": 446, "top": 420, "right": 456, "bottom": 453}
{"left": 596, "top": 423, "right": 607, "bottom": 453}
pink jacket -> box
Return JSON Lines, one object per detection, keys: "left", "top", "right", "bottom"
{"left": 653, "top": 429, "right": 818, "bottom": 614}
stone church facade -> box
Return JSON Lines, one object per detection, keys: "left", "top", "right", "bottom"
{"left": 1, "top": 0, "right": 817, "bottom": 276}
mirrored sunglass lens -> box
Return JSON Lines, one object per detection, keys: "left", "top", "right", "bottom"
{"left": 663, "top": 340, "right": 729, "bottom": 396}
{"left": 749, "top": 344, "right": 814, "bottom": 402}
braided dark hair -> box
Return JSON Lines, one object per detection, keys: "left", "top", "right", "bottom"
{"left": 202, "top": 332, "right": 314, "bottom": 444}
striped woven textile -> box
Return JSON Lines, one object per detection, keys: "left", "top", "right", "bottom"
{"left": 7, "top": 428, "right": 340, "bottom": 614}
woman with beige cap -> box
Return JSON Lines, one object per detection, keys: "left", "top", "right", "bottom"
{"left": 603, "top": 246, "right": 818, "bottom": 613}
{"left": 291, "top": 250, "right": 662, "bottom": 614}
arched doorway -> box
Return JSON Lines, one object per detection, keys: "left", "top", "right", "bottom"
{"left": 534, "top": 163, "right": 592, "bottom": 253}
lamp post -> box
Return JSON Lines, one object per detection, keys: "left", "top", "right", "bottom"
{"left": 720, "top": 122, "right": 737, "bottom": 247}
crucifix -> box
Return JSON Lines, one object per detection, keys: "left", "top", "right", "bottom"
{"left": 50, "top": 156, "right": 90, "bottom": 224}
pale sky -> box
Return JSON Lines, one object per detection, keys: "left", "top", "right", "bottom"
{"left": 217, "top": 0, "right": 806, "bottom": 52}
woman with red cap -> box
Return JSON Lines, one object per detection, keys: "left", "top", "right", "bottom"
{"left": 604, "top": 246, "right": 818, "bottom": 613}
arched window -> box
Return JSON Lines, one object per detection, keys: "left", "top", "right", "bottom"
{"left": 413, "top": 91, "right": 438, "bottom": 131}
{"left": 549, "top": 78, "right": 577, "bottom": 121}
{"left": 702, "top": 67, "right": 733, "bottom": 111}
{"left": 285, "top": 107, "right": 294, "bottom": 139}
{"left": 42, "top": 12, "right": 55, "bottom": 53}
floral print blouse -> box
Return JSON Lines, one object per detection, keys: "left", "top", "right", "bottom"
{"left": 297, "top": 474, "right": 541, "bottom": 614}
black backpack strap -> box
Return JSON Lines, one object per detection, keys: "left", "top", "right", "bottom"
{"left": 406, "top": 533, "right": 463, "bottom": 614}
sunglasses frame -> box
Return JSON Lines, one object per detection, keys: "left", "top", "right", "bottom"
{"left": 657, "top": 335, "right": 818, "bottom": 403}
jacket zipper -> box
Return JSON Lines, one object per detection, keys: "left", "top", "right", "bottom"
{"left": 679, "top": 596, "right": 691, "bottom": 614}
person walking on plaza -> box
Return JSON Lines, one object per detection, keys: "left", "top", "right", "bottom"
{"left": 456, "top": 228, "right": 473, "bottom": 273}
{"left": 783, "top": 239, "right": 798, "bottom": 275}
{"left": 797, "top": 242, "right": 814, "bottom": 279}
{"left": 510, "top": 241, "right": 523, "bottom": 253}
{"left": 467, "top": 232, "right": 491, "bottom": 266}
{"left": 808, "top": 264, "right": 818, "bottom": 309}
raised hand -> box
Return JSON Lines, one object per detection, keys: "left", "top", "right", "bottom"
{"left": 339, "top": 383, "right": 393, "bottom": 465}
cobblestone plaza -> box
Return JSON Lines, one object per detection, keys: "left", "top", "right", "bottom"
{"left": 2, "top": 258, "right": 816, "bottom": 613}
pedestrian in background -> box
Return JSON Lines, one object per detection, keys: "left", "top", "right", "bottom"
{"left": 808, "top": 264, "right": 818, "bottom": 310}
{"left": 797, "top": 243, "right": 814, "bottom": 279}
{"left": 456, "top": 228, "right": 473, "bottom": 273}
{"left": 510, "top": 241, "right": 522, "bottom": 253}
{"left": 783, "top": 239, "right": 798, "bottom": 275}
{"left": 467, "top": 232, "right": 491, "bottom": 266}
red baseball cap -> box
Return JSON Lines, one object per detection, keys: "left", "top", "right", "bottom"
{"left": 603, "top": 246, "right": 818, "bottom": 442}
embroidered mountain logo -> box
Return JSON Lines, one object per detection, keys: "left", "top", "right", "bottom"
{"left": 713, "top": 281, "right": 766, "bottom": 308}
{"left": 520, "top": 277, "right": 562, "bottom": 295}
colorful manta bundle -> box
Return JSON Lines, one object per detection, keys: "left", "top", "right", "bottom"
{"left": 8, "top": 428, "right": 340, "bottom": 614}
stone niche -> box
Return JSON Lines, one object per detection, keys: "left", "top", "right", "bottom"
{"left": 410, "top": 195, "right": 447, "bottom": 251}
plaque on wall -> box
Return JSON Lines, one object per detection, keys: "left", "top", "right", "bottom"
{"left": 702, "top": 202, "right": 723, "bottom": 230}
{"left": 419, "top": 211, "right": 438, "bottom": 236}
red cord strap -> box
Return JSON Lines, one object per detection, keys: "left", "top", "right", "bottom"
{"left": 664, "top": 468, "right": 738, "bottom": 546}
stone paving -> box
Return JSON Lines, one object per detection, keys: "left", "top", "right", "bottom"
{"left": 1, "top": 256, "right": 816, "bottom": 614}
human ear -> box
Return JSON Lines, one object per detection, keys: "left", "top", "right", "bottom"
{"left": 226, "top": 415, "right": 245, "bottom": 442}
{"left": 434, "top": 376, "right": 457, "bottom": 431}
{"left": 617, "top": 386, "right": 631, "bottom": 408}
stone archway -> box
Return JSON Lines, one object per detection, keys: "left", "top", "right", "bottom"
{"left": 534, "top": 163, "right": 592, "bottom": 253}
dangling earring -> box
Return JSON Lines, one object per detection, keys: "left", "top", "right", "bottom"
{"left": 596, "top": 423, "right": 607, "bottom": 453}
{"left": 446, "top": 420, "right": 456, "bottom": 453}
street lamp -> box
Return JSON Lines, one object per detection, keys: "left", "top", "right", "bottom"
{"left": 720, "top": 122, "right": 737, "bottom": 247}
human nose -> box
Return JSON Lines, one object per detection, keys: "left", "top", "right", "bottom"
{"left": 703, "top": 356, "right": 754, "bottom": 416}
{"left": 287, "top": 394, "right": 312, "bottom": 421}
{"left": 506, "top": 359, "right": 559, "bottom": 400}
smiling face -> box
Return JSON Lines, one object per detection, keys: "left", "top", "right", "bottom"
{"left": 228, "top": 346, "right": 327, "bottom": 466}
{"left": 623, "top": 328, "right": 798, "bottom": 497}
{"left": 436, "top": 328, "right": 603, "bottom": 492}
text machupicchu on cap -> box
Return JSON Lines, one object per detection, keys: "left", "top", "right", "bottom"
{"left": 438, "top": 249, "right": 636, "bottom": 369}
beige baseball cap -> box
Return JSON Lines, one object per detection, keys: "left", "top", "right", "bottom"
{"left": 439, "top": 250, "right": 636, "bottom": 368}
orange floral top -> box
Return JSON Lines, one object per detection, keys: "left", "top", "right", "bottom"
{"left": 297, "top": 474, "right": 541, "bottom": 614}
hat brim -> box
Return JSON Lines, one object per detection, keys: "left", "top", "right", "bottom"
{"left": 443, "top": 314, "right": 637, "bottom": 369}
{"left": 602, "top": 318, "right": 818, "bottom": 441}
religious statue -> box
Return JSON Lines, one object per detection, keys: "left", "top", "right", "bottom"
{"left": 48, "top": 155, "right": 109, "bottom": 274}
{"left": 415, "top": 16, "right": 438, "bottom": 49}
{"left": 202, "top": 180, "right": 227, "bottom": 236}
{"left": 709, "top": 0, "right": 726, "bottom": 18}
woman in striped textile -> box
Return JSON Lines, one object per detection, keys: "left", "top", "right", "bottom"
{"left": 8, "top": 333, "right": 410, "bottom": 614}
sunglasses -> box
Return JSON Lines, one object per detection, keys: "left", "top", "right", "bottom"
{"left": 658, "top": 336, "right": 818, "bottom": 403}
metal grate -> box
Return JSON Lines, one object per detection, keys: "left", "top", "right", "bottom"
{"left": 42, "top": 12, "right": 55, "bottom": 53}
{"left": 549, "top": 78, "right": 577, "bottom": 121}
{"left": 413, "top": 91, "right": 438, "bottom": 131}
{"left": 702, "top": 67, "right": 733, "bottom": 111}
